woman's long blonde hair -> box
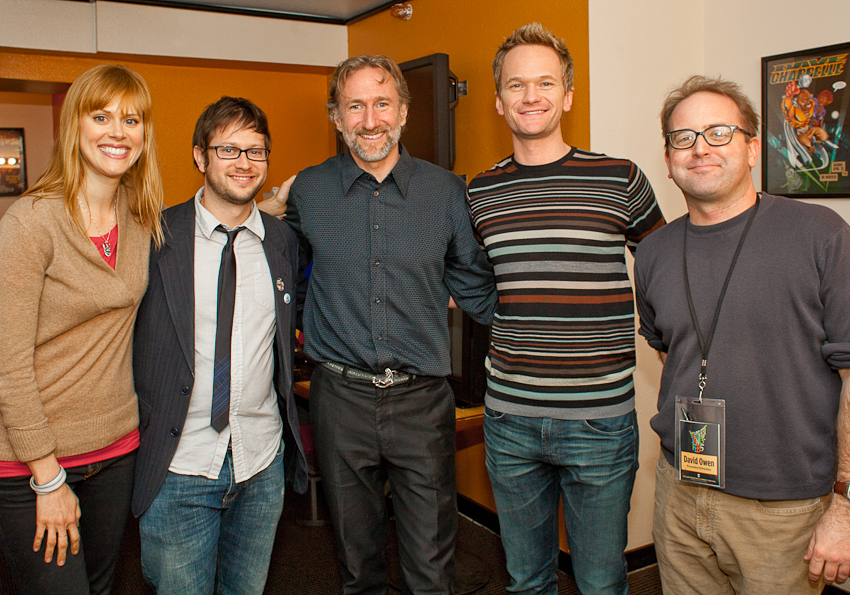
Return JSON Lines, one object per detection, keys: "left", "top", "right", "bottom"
{"left": 23, "top": 64, "right": 164, "bottom": 246}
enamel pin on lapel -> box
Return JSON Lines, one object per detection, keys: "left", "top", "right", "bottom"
{"left": 276, "top": 278, "right": 291, "bottom": 303}
{"left": 275, "top": 278, "right": 291, "bottom": 303}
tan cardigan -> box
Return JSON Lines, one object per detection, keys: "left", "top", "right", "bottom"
{"left": 0, "top": 189, "right": 149, "bottom": 462}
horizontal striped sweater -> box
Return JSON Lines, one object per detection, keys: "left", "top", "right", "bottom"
{"left": 467, "top": 148, "right": 665, "bottom": 419}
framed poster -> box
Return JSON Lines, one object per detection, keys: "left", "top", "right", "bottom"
{"left": 0, "top": 128, "right": 27, "bottom": 197}
{"left": 762, "top": 42, "right": 850, "bottom": 198}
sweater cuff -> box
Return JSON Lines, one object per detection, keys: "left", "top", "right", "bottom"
{"left": 638, "top": 328, "right": 666, "bottom": 353}
{"left": 7, "top": 422, "right": 57, "bottom": 464}
{"left": 823, "top": 342, "right": 850, "bottom": 369}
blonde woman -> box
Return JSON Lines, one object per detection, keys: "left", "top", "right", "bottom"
{"left": 0, "top": 64, "right": 163, "bottom": 595}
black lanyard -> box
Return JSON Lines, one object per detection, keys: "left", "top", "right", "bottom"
{"left": 683, "top": 196, "right": 760, "bottom": 401}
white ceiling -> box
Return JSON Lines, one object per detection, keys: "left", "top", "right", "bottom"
{"left": 105, "top": 0, "right": 400, "bottom": 24}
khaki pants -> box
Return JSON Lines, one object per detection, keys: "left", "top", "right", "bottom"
{"left": 653, "top": 455, "right": 826, "bottom": 595}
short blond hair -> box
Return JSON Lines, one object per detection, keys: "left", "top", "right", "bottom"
{"left": 493, "top": 23, "right": 574, "bottom": 91}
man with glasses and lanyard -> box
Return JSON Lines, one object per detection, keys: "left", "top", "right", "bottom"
{"left": 132, "top": 96, "right": 307, "bottom": 595}
{"left": 635, "top": 75, "right": 850, "bottom": 592}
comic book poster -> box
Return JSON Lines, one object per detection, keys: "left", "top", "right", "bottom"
{"left": 0, "top": 129, "right": 27, "bottom": 197}
{"left": 762, "top": 43, "right": 850, "bottom": 198}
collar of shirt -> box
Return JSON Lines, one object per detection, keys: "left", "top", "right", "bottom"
{"left": 339, "top": 143, "right": 413, "bottom": 198}
{"left": 193, "top": 186, "right": 266, "bottom": 241}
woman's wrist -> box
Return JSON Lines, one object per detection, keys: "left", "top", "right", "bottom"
{"left": 30, "top": 466, "right": 67, "bottom": 495}
{"left": 27, "top": 454, "right": 63, "bottom": 486}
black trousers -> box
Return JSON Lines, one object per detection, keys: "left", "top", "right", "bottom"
{"left": 0, "top": 451, "right": 136, "bottom": 595}
{"left": 310, "top": 365, "right": 457, "bottom": 595}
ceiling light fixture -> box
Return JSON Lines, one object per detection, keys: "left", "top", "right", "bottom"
{"left": 390, "top": 3, "right": 412, "bottom": 20}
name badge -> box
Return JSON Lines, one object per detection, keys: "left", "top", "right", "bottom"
{"left": 675, "top": 396, "right": 726, "bottom": 489}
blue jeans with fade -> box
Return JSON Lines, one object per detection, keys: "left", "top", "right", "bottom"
{"left": 139, "top": 444, "right": 285, "bottom": 595}
{"left": 484, "top": 408, "right": 639, "bottom": 595}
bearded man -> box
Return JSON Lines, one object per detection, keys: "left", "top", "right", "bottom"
{"left": 274, "top": 55, "right": 498, "bottom": 595}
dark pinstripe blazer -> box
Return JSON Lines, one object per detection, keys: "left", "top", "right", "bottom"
{"left": 131, "top": 198, "right": 308, "bottom": 517}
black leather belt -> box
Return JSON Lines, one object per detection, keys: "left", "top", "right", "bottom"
{"left": 321, "top": 362, "right": 412, "bottom": 388}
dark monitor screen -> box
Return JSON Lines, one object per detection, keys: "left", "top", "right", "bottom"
{"left": 399, "top": 53, "right": 457, "bottom": 170}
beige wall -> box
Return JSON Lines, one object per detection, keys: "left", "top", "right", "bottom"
{"left": 1, "top": 0, "right": 97, "bottom": 53}
{"left": 0, "top": 93, "right": 54, "bottom": 218}
{"left": 0, "top": 0, "right": 347, "bottom": 66}
{"left": 589, "top": 0, "right": 703, "bottom": 552}
{"left": 0, "top": 95, "right": 53, "bottom": 186}
{"left": 703, "top": 0, "right": 850, "bottom": 219}
{"left": 590, "top": 0, "right": 850, "bottom": 551}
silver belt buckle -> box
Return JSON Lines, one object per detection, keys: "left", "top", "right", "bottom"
{"left": 372, "top": 368, "right": 395, "bottom": 388}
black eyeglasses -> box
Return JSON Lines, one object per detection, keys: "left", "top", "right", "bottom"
{"left": 666, "top": 125, "right": 753, "bottom": 150}
{"left": 209, "top": 146, "right": 270, "bottom": 161}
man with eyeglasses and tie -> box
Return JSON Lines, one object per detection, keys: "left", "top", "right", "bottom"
{"left": 131, "top": 96, "right": 307, "bottom": 595}
{"left": 634, "top": 75, "right": 850, "bottom": 593}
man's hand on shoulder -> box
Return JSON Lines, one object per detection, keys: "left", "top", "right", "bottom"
{"left": 806, "top": 491, "right": 850, "bottom": 584}
{"left": 258, "top": 174, "right": 296, "bottom": 217}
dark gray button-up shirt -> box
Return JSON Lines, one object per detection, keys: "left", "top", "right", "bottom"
{"left": 285, "top": 145, "right": 497, "bottom": 377}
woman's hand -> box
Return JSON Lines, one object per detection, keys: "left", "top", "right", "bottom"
{"left": 28, "top": 455, "right": 82, "bottom": 565}
{"left": 34, "top": 483, "right": 81, "bottom": 565}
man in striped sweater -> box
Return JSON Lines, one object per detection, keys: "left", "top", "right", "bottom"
{"left": 467, "top": 23, "right": 664, "bottom": 595}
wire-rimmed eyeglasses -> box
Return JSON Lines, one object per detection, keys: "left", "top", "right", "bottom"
{"left": 209, "top": 146, "right": 270, "bottom": 161}
{"left": 666, "top": 125, "right": 754, "bottom": 150}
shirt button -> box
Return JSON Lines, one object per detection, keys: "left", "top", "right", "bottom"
{"left": 374, "top": 260, "right": 380, "bottom": 266}
{"left": 375, "top": 297, "right": 381, "bottom": 304}
{"left": 373, "top": 191, "right": 380, "bottom": 197}
{"left": 180, "top": 386, "right": 190, "bottom": 395}
{"left": 170, "top": 428, "right": 180, "bottom": 437}
{"left": 378, "top": 335, "right": 383, "bottom": 340}
{"left": 373, "top": 224, "right": 379, "bottom": 230}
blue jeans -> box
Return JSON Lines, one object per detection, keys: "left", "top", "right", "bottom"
{"left": 139, "top": 445, "right": 285, "bottom": 595}
{"left": 484, "top": 408, "right": 638, "bottom": 595}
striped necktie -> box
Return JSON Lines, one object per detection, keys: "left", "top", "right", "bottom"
{"left": 211, "top": 225, "right": 243, "bottom": 432}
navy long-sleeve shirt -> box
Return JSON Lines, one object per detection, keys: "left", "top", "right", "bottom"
{"left": 285, "top": 145, "right": 497, "bottom": 377}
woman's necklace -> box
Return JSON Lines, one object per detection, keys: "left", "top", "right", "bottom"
{"left": 78, "top": 191, "right": 117, "bottom": 257}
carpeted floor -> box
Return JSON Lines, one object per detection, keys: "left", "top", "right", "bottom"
{"left": 109, "top": 488, "right": 663, "bottom": 595}
{"left": 0, "top": 485, "right": 658, "bottom": 595}
{"left": 1, "top": 488, "right": 844, "bottom": 594}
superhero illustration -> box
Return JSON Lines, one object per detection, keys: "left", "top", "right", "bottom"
{"left": 763, "top": 44, "right": 850, "bottom": 197}
{"left": 689, "top": 425, "right": 707, "bottom": 454}
{"left": 780, "top": 77, "right": 836, "bottom": 168}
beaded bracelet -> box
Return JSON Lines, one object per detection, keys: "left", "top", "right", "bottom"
{"left": 29, "top": 467, "right": 67, "bottom": 495}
